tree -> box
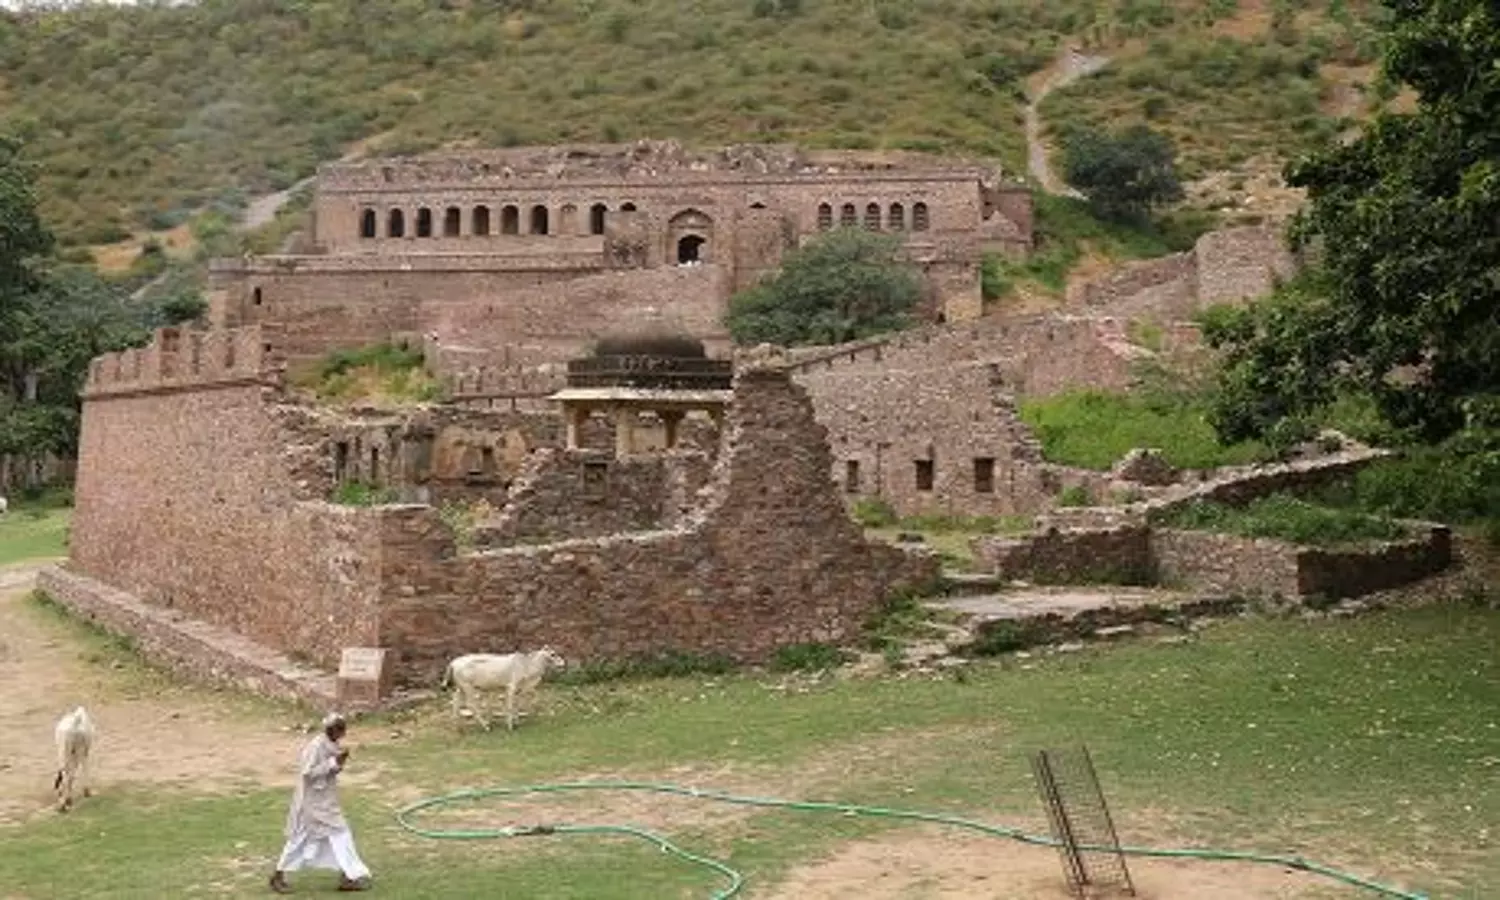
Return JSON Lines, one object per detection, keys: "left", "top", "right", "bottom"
{"left": 724, "top": 228, "right": 924, "bottom": 346}
{"left": 1061, "top": 124, "right": 1184, "bottom": 222}
{"left": 1205, "top": 0, "right": 1500, "bottom": 445}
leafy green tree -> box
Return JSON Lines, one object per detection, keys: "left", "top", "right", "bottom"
{"left": 1061, "top": 124, "right": 1184, "bottom": 222}
{"left": 1205, "top": 0, "right": 1500, "bottom": 445}
{"left": 724, "top": 227, "right": 924, "bottom": 346}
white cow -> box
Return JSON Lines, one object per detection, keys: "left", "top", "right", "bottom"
{"left": 52, "top": 706, "right": 96, "bottom": 812}
{"left": 0, "top": 495, "right": 8, "bottom": 515}
{"left": 442, "top": 648, "right": 567, "bottom": 731}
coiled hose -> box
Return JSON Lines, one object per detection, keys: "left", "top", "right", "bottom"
{"left": 395, "top": 780, "right": 1429, "bottom": 900}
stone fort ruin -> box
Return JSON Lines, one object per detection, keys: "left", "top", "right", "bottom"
{"left": 206, "top": 141, "right": 1034, "bottom": 370}
{"left": 41, "top": 325, "right": 936, "bottom": 706}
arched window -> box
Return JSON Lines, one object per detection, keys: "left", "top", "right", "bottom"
{"left": 530, "top": 204, "right": 549, "bottom": 235}
{"left": 677, "top": 235, "right": 706, "bottom": 264}
{"left": 415, "top": 208, "right": 433, "bottom": 238}
{"left": 839, "top": 203, "right": 856, "bottom": 227}
{"left": 912, "top": 202, "right": 930, "bottom": 232}
{"left": 443, "top": 207, "right": 461, "bottom": 237}
{"left": 359, "top": 209, "right": 377, "bottom": 239}
{"left": 888, "top": 203, "right": 905, "bottom": 231}
{"left": 864, "top": 203, "right": 881, "bottom": 230}
{"left": 589, "top": 203, "right": 607, "bottom": 235}
{"left": 620, "top": 202, "right": 637, "bottom": 212}
{"left": 749, "top": 201, "right": 767, "bottom": 210}
{"left": 387, "top": 209, "right": 405, "bottom": 238}
{"left": 252, "top": 287, "right": 263, "bottom": 306}
{"left": 473, "top": 205, "right": 491, "bottom": 236}
{"left": 501, "top": 205, "right": 520, "bottom": 235}
{"left": 816, "top": 203, "right": 833, "bottom": 230}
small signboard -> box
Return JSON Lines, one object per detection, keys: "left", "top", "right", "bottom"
{"left": 336, "top": 647, "right": 391, "bottom": 710}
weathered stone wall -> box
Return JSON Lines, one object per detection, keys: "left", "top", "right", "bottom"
{"left": 972, "top": 521, "right": 1452, "bottom": 600}
{"left": 473, "top": 449, "right": 681, "bottom": 545}
{"left": 70, "top": 327, "right": 386, "bottom": 671}
{"left": 800, "top": 360, "right": 1102, "bottom": 517}
{"left": 1152, "top": 530, "right": 1301, "bottom": 596}
{"left": 1297, "top": 524, "right": 1452, "bottom": 599}
{"left": 971, "top": 526, "right": 1155, "bottom": 585}
{"left": 377, "top": 368, "right": 939, "bottom": 683}
{"left": 1068, "top": 225, "right": 1295, "bottom": 319}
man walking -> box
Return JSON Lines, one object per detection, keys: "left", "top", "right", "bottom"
{"left": 269, "top": 713, "right": 373, "bottom": 893}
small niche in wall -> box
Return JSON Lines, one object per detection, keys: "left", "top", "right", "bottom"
{"left": 973, "top": 457, "right": 995, "bottom": 494}
{"left": 334, "top": 442, "right": 349, "bottom": 482}
{"left": 481, "top": 446, "right": 497, "bottom": 476}
{"left": 582, "top": 460, "right": 608, "bottom": 496}
{"left": 845, "top": 460, "right": 861, "bottom": 494}
{"left": 914, "top": 459, "right": 935, "bottom": 492}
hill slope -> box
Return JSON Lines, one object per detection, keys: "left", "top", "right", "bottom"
{"left": 0, "top": 0, "right": 1389, "bottom": 246}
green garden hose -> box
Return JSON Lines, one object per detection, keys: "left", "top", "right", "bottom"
{"left": 395, "top": 780, "right": 1429, "bottom": 900}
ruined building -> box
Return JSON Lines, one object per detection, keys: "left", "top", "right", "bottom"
{"left": 207, "top": 141, "right": 1034, "bottom": 371}
{"left": 43, "top": 325, "right": 935, "bottom": 704}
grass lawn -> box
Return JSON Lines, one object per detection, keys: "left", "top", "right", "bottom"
{"left": 1019, "top": 388, "right": 1269, "bottom": 471}
{"left": 0, "top": 505, "right": 71, "bottom": 566}
{"left": 0, "top": 585, "right": 1494, "bottom": 898}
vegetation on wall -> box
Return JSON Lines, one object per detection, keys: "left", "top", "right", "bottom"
{"left": 1156, "top": 493, "right": 1409, "bottom": 547}
{"left": 0, "top": 0, "right": 1386, "bottom": 247}
{"left": 296, "top": 341, "right": 445, "bottom": 407}
{"left": 725, "top": 228, "right": 923, "bottom": 346}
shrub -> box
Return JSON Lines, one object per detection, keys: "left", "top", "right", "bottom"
{"left": 332, "top": 480, "right": 399, "bottom": 506}
{"left": 770, "top": 642, "right": 852, "bottom": 672}
{"left": 851, "top": 497, "right": 898, "bottom": 528}
{"left": 555, "top": 650, "right": 737, "bottom": 685}
{"left": 1020, "top": 389, "right": 1268, "bottom": 471}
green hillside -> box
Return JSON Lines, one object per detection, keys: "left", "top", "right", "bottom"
{"left": 0, "top": 0, "right": 1389, "bottom": 247}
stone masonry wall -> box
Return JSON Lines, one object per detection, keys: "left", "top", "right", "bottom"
{"left": 1068, "top": 225, "right": 1296, "bottom": 320}
{"left": 1152, "top": 530, "right": 1301, "bottom": 597}
{"left": 376, "top": 368, "right": 940, "bottom": 683}
{"left": 800, "top": 360, "right": 1103, "bottom": 517}
{"left": 971, "top": 526, "right": 1155, "bottom": 585}
{"left": 472, "top": 449, "right": 682, "bottom": 546}
{"left": 70, "top": 327, "right": 387, "bottom": 671}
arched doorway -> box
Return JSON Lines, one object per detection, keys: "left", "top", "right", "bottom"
{"left": 677, "top": 235, "right": 706, "bottom": 264}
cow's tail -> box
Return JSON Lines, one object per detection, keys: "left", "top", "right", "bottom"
{"left": 441, "top": 660, "right": 453, "bottom": 689}
{"left": 52, "top": 769, "right": 63, "bottom": 791}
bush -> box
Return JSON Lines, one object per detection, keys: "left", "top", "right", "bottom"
{"left": 1061, "top": 124, "right": 1185, "bottom": 222}
{"left": 1155, "top": 494, "right": 1410, "bottom": 546}
{"left": 770, "top": 642, "right": 852, "bottom": 672}
{"left": 317, "top": 341, "right": 424, "bottom": 380}
{"left": 554, "top": 650, "right": 737, "bottom": 685}
{"left": 1313, "top": 429, "right": 1500, "bottom": 534}
{"left": 851, "top": 497, "right": 898, "bottom": 528}
{"left": 332, "top": 480, "right": 399, "bottom": 506}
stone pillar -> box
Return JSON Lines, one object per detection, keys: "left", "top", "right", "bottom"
{"left": 613, "top": 405, "right": 636, "bottom": 457}
{"left": 660, "top": 410, "right": 685, "bottom": 449}
{"left": 565, "top": 405, "right": 589, "bottom": 450}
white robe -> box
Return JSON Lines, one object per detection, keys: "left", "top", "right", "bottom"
{"left": 277, "top": 733, "right": 371, "bottom": 879}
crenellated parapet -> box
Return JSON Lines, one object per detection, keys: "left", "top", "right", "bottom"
{"left": 446, "top": 365, "right": 568, "bottom": 400}
{"left": 84, "top": 325, "right": 284, "bottom": 399}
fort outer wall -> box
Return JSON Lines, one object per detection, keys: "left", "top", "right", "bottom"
{"left": 66, "top": 327, "right": 387, "bottom": 664}
{"left": 57, "top": 325, "right": 937, "bottom": 688}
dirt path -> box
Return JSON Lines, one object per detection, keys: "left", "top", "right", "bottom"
{"left": 1025, "top": 47, "right": 1111, "bottom": 195}
{"left": 766, "top": 829, "right": 1332, "bottom": 899}
{"left": 0, "top": 563, "right": 307, "bottom": 825}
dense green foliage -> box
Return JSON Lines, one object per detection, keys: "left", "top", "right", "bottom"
{"left": 1206, "top": 0, "right": 1500, "bottom": 445}
{"left": 725, "top": 228, "right": 922, "bottom": 346}
{"left": 1018, "top": 388, "right": 1268, "bottom": 471}
{"left": 1061, "top": 124, "right": 1184, "bottom": 221}
{"left": 0, "top": 0, "right": 1386, "bottom": 245}
{"left": 1156, "top": 493, "right": 1409, "bottom": 546}
{"left": 0, "top": 137, "right": 203, "bottom": 485}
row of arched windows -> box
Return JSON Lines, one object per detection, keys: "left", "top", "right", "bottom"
{"left": 816, "top": 201, "right": 930, "bottom": 233}
{"left": 359, "top": 202, "right": 639, "bottom": 239}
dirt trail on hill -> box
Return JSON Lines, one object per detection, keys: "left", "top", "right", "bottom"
{"left": 1025, "top": 48, "right": 1111, "bottom": 195}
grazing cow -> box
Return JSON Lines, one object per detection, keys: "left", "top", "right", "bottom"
{"left": 0, "top": 495, "right": 8, "bottom": 515}
{"left": 52, "top": 706, "right": 96, "bottom": 812}
{"left": 442, "top": 648, "right": 567, "bottom": 731}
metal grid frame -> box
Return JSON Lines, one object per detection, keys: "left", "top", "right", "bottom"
{"left": 1031, "top": 746, "right": 1136, "bottom": 898}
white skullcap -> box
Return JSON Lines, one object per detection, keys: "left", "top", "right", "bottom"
{"left": 321, "top": 712, "right": 346, "bottom": 730}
